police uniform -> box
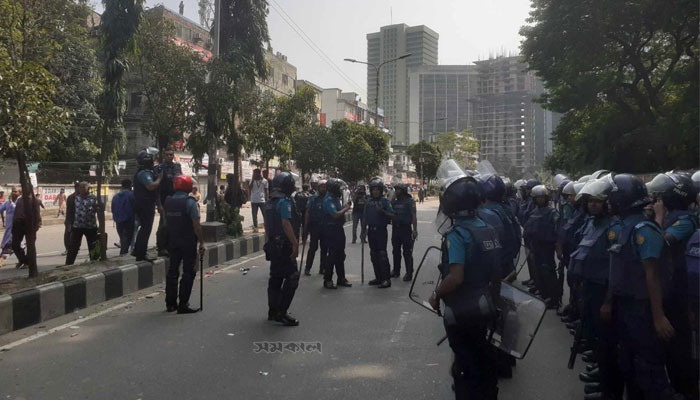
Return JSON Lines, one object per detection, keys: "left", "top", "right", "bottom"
{"left": 155, "top": 161, "right": 182, "bottom": 255}
{"left": 321, "top": 193, "right": 349, "bottom": 286}
{"left": 685, "top": 229, "right": 700, "bottom": 394}
{"left": 164, "top": 191, "right": 200, "bottom": 311}
{"left": 133, "top": 168, "right": 158, "bottom": 260}
{"left": 364, "top": 196, "right": 394, "bottom": 285}
{"left": 293, "top": 190, "right": 310, "bottom": 238}
{"left": 523, "top": 205, "right": 560, "bottom": 304}
{"left": 480, "top": 204, "right": 519, "bottom": 277}
{"left": 304, "top": 193, "right": 328, "bottom": 274}
{"left": 570, "top": 215, "right": 624, "bottom": 398}
{"left": 352, "top": 190, "right": 368, "bottom": 243}
{"left": 264, "top": 195, "right": 300, "bottom": 320}
{"left": 441, "top": 217, "right": 500, "bottom": 399}
{"left": 391, "top": 194, "right": 416, "bottom": 278}
{"left": 558, "top": 205, "right": 588, "bottom": 316}
{"left": 608, "top": 213, "right": 676, "bottom": 399}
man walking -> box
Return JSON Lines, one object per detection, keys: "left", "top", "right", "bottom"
{"left": 54, "top": 188, "right": 67, "bottom": 217}
{"left": 154, "top": 148, "right": 182, "bottom": 257}
{"left": 66, "top": 182, "right": 100, "bottom": 265}
{"left": 63, "top": 181, "right": 80, "bottom": 256}
{"left": 111, "top": 180, "right": 135, "bottom": 256}
{"left": 12, "top": 186, "right": 42, "bottom": 270}
{"left": 0, "top": 188, "right": 18, "bottom": 266}
{"left": 133, "top": 150, "right": 163, "bottom": 262}
{"left": 249, "top": 169, "right": 268, "bottom": 233}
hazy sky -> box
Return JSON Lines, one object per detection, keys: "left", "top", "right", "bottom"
{"left": 94, "top": 0, "right": 532, "bottom": 100}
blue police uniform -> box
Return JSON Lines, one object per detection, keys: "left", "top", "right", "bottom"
{"left": 569, "top": 215, "right": 624, "bottom": 398}
{"left": 608, "top": 213, "right": 677, "bottom": 399}
{"left": 558, "top": 205, "right": 588, "bottom": 313}
{"left": 304, "top": 193, "right": 328, "bottom": 274}
{"left": 364, "top": 196, "right": 393, "bottom": 283}
{"left": 518, "top": 199, "right": 534, "bottom": 226}
{"left": 132, "top": 168, "right": 158, "bottom": 260}
{"left": 352, "top": 191, "right": 368, "bottom": 243}
{"left": 321, "top": 194, "right": 348, "bottom": 284}
{"left": 523, "top": 205, "right": 560, "bottom": 303}
{"left": 154, "top": 161, "right": 182, "bottom": 254}
{"left": 264, "top": 196, "right": 300, "bottom": 317}
{"left": 391, "top": 195, "right": 416, "bottom": 276}
{"left": 482, "top": 203, "right": 519, "bottom": 277}
{"left": 661, "top": 210, "right": 699, "bottom": 398}
{"left": 164, "top": 191, "right": 200, "bottom": 309}
{"left": 686, "top": 229, "right": 700, "bottom": 394}
{"left": 441, "top": 217, "right": 500, "bottom": 399}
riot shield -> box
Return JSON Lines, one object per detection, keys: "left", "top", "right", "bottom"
{"left": 490, "top": 281, "right": 546, "bottom": 359}
{"left": 409, "top": 246, "right": 443, "bottom": 315}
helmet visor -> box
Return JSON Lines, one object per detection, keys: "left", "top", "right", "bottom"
{"left": 437, "top": 159, "right": 468, "bottom": 190}
{"left": 576, "top": 177, "right": 613, "bottom": 201}
{"left": 646, "top": 173, "right": 674, "bottom": 195}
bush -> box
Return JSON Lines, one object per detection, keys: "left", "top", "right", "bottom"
{"left": 218, "top": 201, "right": 244, "bottom": 237}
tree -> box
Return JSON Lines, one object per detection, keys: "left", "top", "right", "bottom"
{"left": 134, "top": 12, "right": 207, "bottom": 151}
{"left": 329, "top": 120, "right": 390, "bottom": 183}
{"left": 291, "top": 123, "right": 337, "bottom": 181}
{"left": 434, "top": 129, "right": 480, "bottom": 170}
{"left": 0, "top": 0, "right": 70, "bottom": 277}
{"left": 406, "top": 140, "right": 440, "bottom": 183}
{"left": 521, "top": 0, "right": 698, "bottom": 174}
{"left": 95, "top": 0, "right": 143, "bottom": 259}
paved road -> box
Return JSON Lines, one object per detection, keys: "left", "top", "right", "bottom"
{"left": 0, "top": 200, "right": 586, "bottom": 399}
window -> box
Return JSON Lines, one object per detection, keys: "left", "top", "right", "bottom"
{"left": 282, "top": 74, "right": 289, "bottom": 86}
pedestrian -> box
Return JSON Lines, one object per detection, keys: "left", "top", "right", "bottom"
{"left": 602, "top": 173, "right": 680, "bottom": 399}
{"left": 164, "top": 175, "right": 205, "bottom": 314}
{"left": 54, "top": 188, "right": 67, "bottom": 217}
{"left": 63, "top": 181, "right": 80, "bottom": 256}
{"left": 302, "top": 180, "right": 328, "bottom": 276}
{"left": 428, "top": 175, "right": 500, "bottom": 400}
{"left": 351, "top": 184, "right": 367, "bottom": 244}
{"left": 154, "top": 147, "right": 182, "bottom": 257}
{"left": 249, "top": 168, "right": 268, "bottom": 233}
{"left": 342, "top": 184, "right": 351, "bottom": 206}
{"left": 292, "top": 184, "right": 310, "bottom": 238}
{"left": 35, "top": 192, "right": 45, "bottom": 209}
{"left": 224, "top": 174, "right": 247, "bottom": 210}
{"left": 418, "top": 187, "right": 425, "bottom": 204}
{"left": 0, "top": 190, "right": 5, "bottom": 227}
{"left": 364, "top": 177, "right": 394, "bottom": 288}
{"left": 111, "top": 179, "right": 135, "bottom": 256}
{"left": 390, "top": 183, "right": 417, "bottom": 281}
{"left": 321, "top": 178, "right": 352, "bottom": 289}
{"left": 191, "top": 186, "right": 202, "bottom": 205}
{"left": 65, "top": 182, "right": 100, "bottom": 265}
{"left": 132, "top": 149, "right": 163, "bottom": 262}
{"left": 647, "top": 172, "right": 699, "bottom": 398}
{"left": 0, "top": 188, "right": 18, "bottom": 267}
{"left": 263, "top": 172, "right": 301, "bottom": 325}
{"left": 522, "top": 185, "right": 560, "bottom": 309}
{"left": 12, "top": 186, "right": 42, "bottom": 270}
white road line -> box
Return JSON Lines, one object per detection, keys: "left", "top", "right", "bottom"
{"left": 0, "top": 253, "right": 266, "bottom": 351}
{"left": 390, "top": 311, "right": 411, "bottom": 343}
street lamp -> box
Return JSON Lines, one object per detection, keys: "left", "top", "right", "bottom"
{"left": 344, "top": 53, "right": 412, "bottom": 128}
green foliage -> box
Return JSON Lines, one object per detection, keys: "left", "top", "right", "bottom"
{"left": 329, "top": 120, "right": 390, "bottom": 183}
{"left": 406, "top": 141, "right": 440, "bottom": 182}
{"left": 434, "top": 129, "right": 480, "bottom": 170}
{"left": 291, "top": 123, "right": 337, "bottom": 178}
{"left": 218, "top": 0, "right": 270, "bottom": 82}
{"left": 134, "top": 13, "right": 207, "bottom": 151}
{"left": 218, "top": 201, "right": 243, "bottom": 237}
{"left": 521, "top": 0, "right": 698, "bottom": 174}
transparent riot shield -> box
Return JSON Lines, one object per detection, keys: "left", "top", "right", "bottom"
{"left": 490, "top": 282, "right": 547, "bottom": 359}
{"left": 409, "top": 246, "right": 443, "bottom": 315}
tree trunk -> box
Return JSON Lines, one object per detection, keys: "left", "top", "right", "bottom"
{"left": 206, "top": 141, "right": 218, "bottom": 222}
{"left": 15, "top": 154, "right": 38, "bottom": 278}
{"left": 95, "top": 125, "right": 109, "bottom": 261}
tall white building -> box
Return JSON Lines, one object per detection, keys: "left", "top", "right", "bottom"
{"left": 366, "top": 24, "right": 438, "bottom": 147}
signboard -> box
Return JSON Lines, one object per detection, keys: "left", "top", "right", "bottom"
{"left": 344, "top": 111, "right": 356, "bottom": 122}
{"left": 242, "top": 160, "right": 253, "bottom": 181}
{"left": 29, "top": 172, "right": 37, "bottom": 187}
{"left": 320, "top": 113, "right": 326, "bottom": 126}
{"left": 222, "top": 161, "right": 235, "bottom": 175}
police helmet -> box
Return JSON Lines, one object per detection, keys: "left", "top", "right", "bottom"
{"left": 440, "top": 176, "right": 481, "bottom": 218}
{"left": 272, "top": 171, "right": 296, "bottom": 197}
{"left": 559, "top": 179, "right": 572, "bottom": 194}
{"left": 478, "top": 174, "right": 506, "bottom": 202}
{"left": 394, "top": 182, "right": 408, "bottom": 195}
{"left": 562, "top": 181, "right": 577, "bottom": 196}
{"left": 553, "top": 174, "right": 569, "bottom": 188}
{"left": 590, "top": 170, "right": 610, "bottom": 180}
{"left": 692, "top": 170, "right": 700, "bottom": 192}
{"left": 136, "top": 150, "right": 155, "bottom": 168}
{"left": 368, "top": 177, "right": 384, "bottom": 193}
{"left": 326, "top": 178, "right": 345, "bottom": 198}
{"left": 514, "top": 179, "right": 526, "bottom": 189}
{"left": 576, "top": 175, "right": 592, "bottom": 183}
{"left": 646, "top": 172, "right": 697, "bottom": 210}
{"left": 504, "top": 178, "right": 516, "bottom": 197}
{"left": 530, "top": 185, "right": 549, "bottom": 198}
{"left": 318, "top": 179, "right": 327, "bottom": 187}
{"left": 576, "top": 176, "right": 612, "bottom": 202}
{"left": 524, "top": 179, "right": 541, "bottom": 191}
{"left": 355, "top": 184, "right": 366, "bottom": 193}
{"left": 173, "top": 175, "right": 194, "bottom": 193}
{"left": 607, "top": 173, "right": 650, "bottom": 215}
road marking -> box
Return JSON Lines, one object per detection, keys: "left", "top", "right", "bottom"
{"left": 390, "top": 311, "right": 410, "bottom": 343}
{"left": 0, "top": 253, "right": 266, "bottom": 351}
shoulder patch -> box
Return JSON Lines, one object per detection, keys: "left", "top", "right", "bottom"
{"left": 636, "top": 234, "right": 645, "bottom": 245}
{"left": 608, "top": 231, "right": 616, "bottom": 241}
{"left": 673, "top": 220, "right": 681, "bottom": 227}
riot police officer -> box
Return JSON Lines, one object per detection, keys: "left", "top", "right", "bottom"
{"left": 602, "top": 173, "right": 679, "bottom": 399}
{"left": 478, "top": 174, "right": 520, "bottom": 279}
{"left": 523, "top": 185, "right": 560, "bottom": 309}
{"left": 428, "top": 175, "right": 501, "bottom": 400}
{"left": 263, "top": 172, "right": 301, "bottom": 326}
{"left": 352, "top": 184, "right": 368, "bottom": 244}
{"left": 303, "top": 180, "right": 327, "bottom": 276}
{"left": 558, "top": 180, "right": 589, "bottom": 321}
{"left": 164, "top": 176, "right": 206, "bottom": 314}
{"left": 390, "top": 183, "right": 417, "bottom": 281}
{"left": 294, "top": 184, "right": 311, "bottom": 239}
{"left": 647, "top": 172, "right": 699, "bottom": 398}
{"left": 321, "top": 178, "right": 352, "bottom": 289}
{"left": 155, "top": 148, "right": 182, "bottom": 257}
{"left": 364, "top": 178, "right": 394, "bottom": 288}
{"left": 133, "top": 149, "right": 163, "bottom": 261}
{"left": 569, "top": 177, "right": 624, "bottom": 399}
{"left": 518, "top": 179, "right": 539, "bottom": 226}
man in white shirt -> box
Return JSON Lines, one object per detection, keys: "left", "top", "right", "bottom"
{"left": 249, "top": 168, "right": 268, "bottom": 232}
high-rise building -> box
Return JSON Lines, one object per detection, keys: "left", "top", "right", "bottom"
{"left": 408, "top": 65, "right": 478, "bottom": 144}
{"left": 366, "top": 24, "right": 438, "bottom": 147}
{"left": 473, "top": 56, "right": 559, "bottom": 175}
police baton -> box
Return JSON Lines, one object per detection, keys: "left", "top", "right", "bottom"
{"left": 199, "top": 251, "right": 204, "bottom": 312}
{"left": 299, "top": 226, "right": 306, "bottom": 269}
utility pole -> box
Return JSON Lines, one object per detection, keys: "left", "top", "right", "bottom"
{"left": 205, "top": 0, "right": 221, "bottom": 222}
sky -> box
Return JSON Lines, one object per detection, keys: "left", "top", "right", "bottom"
{"left": 93, "top": 0, "right": 533, "bottom": 101}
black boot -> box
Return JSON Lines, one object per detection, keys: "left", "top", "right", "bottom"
{"left": 177, "top": 304, "right": 199, "bottom": 314}
{"left": 378, "top": 280, "right": 391, "bottom": 289}
{"left": 275, "top": 312, "right": 299, "bottom": 326}
{"left": 584, "top": 383, "right": 600, "bottom": 395}
{"left": 268, "top": 308, "right": 277, "bottom": 321}
{"left": 303, "top": 268, "right": 311, "bottom": 276}
{"left": 402, "top": 272, "right": 413, "bottom": 282}
{"left": 368, "top": 279, "right": 380, "bottom": 286}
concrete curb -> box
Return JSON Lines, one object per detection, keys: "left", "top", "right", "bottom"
{"left": 0, "top": 233, "right": 266, "bottom": 335}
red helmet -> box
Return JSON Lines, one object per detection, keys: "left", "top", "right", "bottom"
{"left": 174, "top": 175, "right": 193, "bottom": 193}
